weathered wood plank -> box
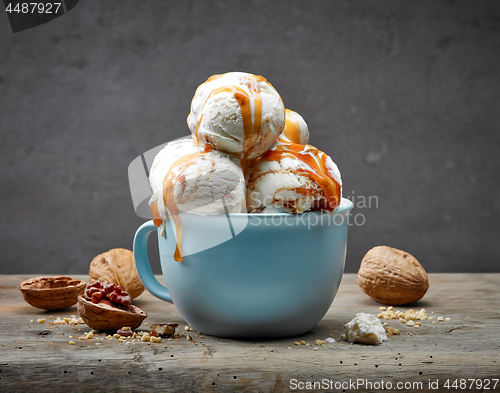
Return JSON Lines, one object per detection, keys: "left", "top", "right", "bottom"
{"left": 1, "top": 274, "right": 499, "bottom": 392}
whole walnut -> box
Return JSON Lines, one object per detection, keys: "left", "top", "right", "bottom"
{"left": 358, "top": 246, "right": 429, "bottom": 305}
{"left": 89, "top": 248, "right": 144, "bottom": 300}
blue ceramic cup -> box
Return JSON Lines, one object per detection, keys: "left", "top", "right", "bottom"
{"left": 133, "top": 198, "right": 353, "bottom": 338}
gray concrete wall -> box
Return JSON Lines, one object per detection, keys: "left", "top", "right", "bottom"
{"left": 1, "top": 0, "right": 499, "bottom": 274}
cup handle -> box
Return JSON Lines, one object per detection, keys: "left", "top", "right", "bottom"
{"left": 133, "top": 220, "right": 173, "bottom": 303}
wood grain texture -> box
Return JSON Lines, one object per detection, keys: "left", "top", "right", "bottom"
{"left": 1, "top": 274, "right": 499, "bottom": 392}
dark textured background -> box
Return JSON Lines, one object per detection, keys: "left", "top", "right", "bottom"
{"left": 1, "top": 0, "right": 499, "bottom": 274}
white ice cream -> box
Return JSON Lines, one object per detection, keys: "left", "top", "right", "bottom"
{"left": 187, "top": 72, "right": 285, "bottom": 160}
{"left": 344, "top": 313, "right": 388, "bottom": 345}
{"left": 149, "top": 137, "right": 198, "bottom": 196}
{"left": 279, "top": 109, "right": 310, "bottom": 145}
{"left": 246, "top": 144, "right": 342, "bottom": 214}
{"left": 149, "top": 137, "right": 245, "bottom": 219}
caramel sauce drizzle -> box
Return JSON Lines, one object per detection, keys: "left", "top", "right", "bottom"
{"left": 263, "top": 143, "right": 341, "bottom": 210}
{"left": 192, "top": 74, "right": 267, "bottom": 167}
{"left": 280, "top": 109, "right": 302, "bottom": 144}
{"left": 151, "top": 149, "right": 210, "bottom": 262}
{"left": 206, "top": 74, "right": 223, "bottom": 82}
{"left": 151, "top": 201, "right": 162, "bottom": 228}
{"left": 158, "top": 74, "right": 273, "bottom": 261}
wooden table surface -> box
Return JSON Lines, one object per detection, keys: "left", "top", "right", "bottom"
{"left": 1, "top": 273, "right": 499, "bottom": 392}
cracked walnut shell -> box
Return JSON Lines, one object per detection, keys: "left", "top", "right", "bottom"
{"left": 358, "top": 246, "right": 429, "bottom": 305}
{"left": 77, "top": 295, "right": 146, "bottom": 331}
{"left": 89, "top": 248, "right": 144, "bottom": 300}
{"left": 19, "top": 276, "right": 86, "bottom": 310}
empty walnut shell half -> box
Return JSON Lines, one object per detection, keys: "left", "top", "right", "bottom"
{"left": 89, "top": 248, "right": 144, "bottom": 300}
{"left": 19, "top": 276, "right": 86, "bottom": 310}
{"left": 77, "top": 295, "right": 146, "bottom": 331}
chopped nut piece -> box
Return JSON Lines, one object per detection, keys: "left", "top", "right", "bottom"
{"left": 315, "top": 339, "right": 326, "bottom": 346}
{"left": 299, "top": 340, "right": 306, "bottom": 345}
{"left": 294, "top": 341, "right": 300, "bottom": 346}
{"left": 151, "top": 323, "right": 178, "bottom": 337}
{"left": 437, "top": 317, "right": 444, "bottom": 322}
{"left": 445, "top": 317, "right": 451, "bottom": 321}
{"left": 186, "top": 335, "right": 192, "bottom": 341}
{"left": 37, "top": 318, "right": 46, "bottom": 323}
{"left": 141, "top": 333, "right": 151, "bottom": 342}
{"left": 150, "top": 336, "right": 162, "bottom": 343}
{"left": 379, "top": 306, "right": 386, "bottom": 311}
{"left": 406, "top": 320, "right": 415, "bottom": 327}
{"left": 117, "top": 327, "right": 134, "bottom": 337}
{"left": 385, "top": 326, "right": 400, "bottom": 337}
{"left": 69, "top": 341, "right": 75, "bottom": 345}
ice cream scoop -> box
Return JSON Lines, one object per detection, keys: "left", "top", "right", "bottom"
{"left": 149, "top": 138, "right": 246, "bottom": 260}
{"left": 148, "top": 137, "right": 198, "bottom": 199}
{"left": 149, "top": 138, "right": 245, "bottom": 220}
{"left": 278, "top": 109, "right": 310, "bottom": 145}
{"left": 187, "top": 72, "right": 285, "bottom": 162}
{"left": 246, "top": 143, "right": 342, "bottom": 213}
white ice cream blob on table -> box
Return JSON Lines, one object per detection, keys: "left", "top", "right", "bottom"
{"left": 344, "top": 313, "right": 388, "bottom": 345}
